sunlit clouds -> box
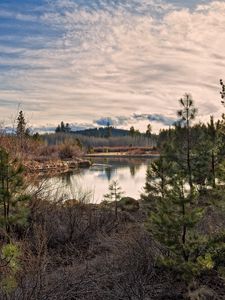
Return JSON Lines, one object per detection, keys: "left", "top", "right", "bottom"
{"left": 0, "top": 0, "right": 224, "bottom": 132}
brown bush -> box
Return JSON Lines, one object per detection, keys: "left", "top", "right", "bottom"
{"left": 58, "top": 143, "right": 81, "bottom": 159}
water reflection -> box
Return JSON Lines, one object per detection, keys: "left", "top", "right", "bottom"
{"left": 38, "top": 158, "right": 154, "bottom": 203}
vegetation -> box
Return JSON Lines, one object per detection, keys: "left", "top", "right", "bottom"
{"left": 43, "top": 133, "right": 156, "bottom": 149}
{"left": 55, "top": 121, "right": 71, "bottom": 133}
{"left": 0, "top": 147, "right": 29, "bottom": 235}
{"left": 0, "top": 83, "right": 224, "bottom": 299}
{"left": 103, "top": 180, "right": 124, "bottom": 218}
{"left": 142, "top": 90, "right": 225, "bottom": 290}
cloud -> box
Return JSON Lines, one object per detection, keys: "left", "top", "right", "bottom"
{"left": 133, "top": 114, "right": 177, "bottom": 125}
{"left": 0, "top": 9, "right": 38, "bottom": 22}
{"left": 0, "top": 0, "right": 224, "bottom": 131}
{"left": 95, "top": 116, "right": 130, "bottom": 126}
{"left": 95, "top": 113, "right": 177, "bottom": 127}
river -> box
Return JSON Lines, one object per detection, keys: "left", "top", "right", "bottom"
{"left": 35, "top": 158, "right": 154, "bottom": 203}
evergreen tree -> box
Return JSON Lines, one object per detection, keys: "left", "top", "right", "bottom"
{"left": 105, "top": 121, "right": 112, "bottom": 138}
{"left": 149, "top": 178, "right": 213, "bottom": 280}
{"left": 219, "top": 79, "right": 225, "bottom": 133}
{"left": 141, "top": 157, "right": 171, "bottom": 209}
{"left": 65, "top": 123, "right": 71, "bottom": 133}
{"left": 16, "top": 111, "right": 26, "bottom": 137}
{"left": 220, "top": 79, "right": 225, "bottom": 107}
{"left": 191, "top": 135, "right": 211, "bottom": 189}
{"left": 0, "top": 148, "right": 29, "bottom": 235}
{"left": 104, "top": 180, "right": 124, "bottom": 218}
{"left": 55, "top": 125, "right": 61, "bottom": 133}
{"left": 16, "top": 111, "right": 27, "bottom": 149}
{"left": 55, "top": 121, "right": 71, "bottom": 133}
{"left": 206, "top": 116, "right": 222, "bottom": 188}
{"left": 32, "top": 132, "right": 40, "bottom": 141}
{"left": 129, "top": 126, "right": 135, "bottom": 137}
{"left": 146, "top": 123, "right": 152, "bottom": 138}
{"left": 60, "top": 121, "right": 65, "bottom": 133}
{"left": 177, "top": 94, "right": 197, "bottom": 189}
{"left": 134, "top": 129, "right": 141, "bottom": 136}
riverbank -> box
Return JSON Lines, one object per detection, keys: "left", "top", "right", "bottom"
{"left": 23, "top": 158, "right": 92, "bottom": 173}
{"left": 85, "top": 152, "right": 160, "bottom": 158}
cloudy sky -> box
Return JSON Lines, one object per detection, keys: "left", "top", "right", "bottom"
{"left": 0, "top": 0, "right": 224, "bottom": 133}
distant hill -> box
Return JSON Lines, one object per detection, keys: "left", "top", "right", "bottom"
{"left": 72, "top": 127, "right": 130, "bottom": 137}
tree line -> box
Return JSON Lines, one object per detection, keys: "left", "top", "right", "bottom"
{"left": 0, "top": 82, "right": 224, "bottom": 298}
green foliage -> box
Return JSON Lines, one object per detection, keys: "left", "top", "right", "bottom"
{"left": 141, "top": 157, "right": 171, "bottom": 208}
{"left": 0, "top": 147, "right": 30, "bottom": 234}
{"left": 16, "top": 110, "right": 29, "bottom": 149}
{"left": 0, "top": 243, "right": 21, "bottom": 294}
{"left": 103, "top": 180, "right": 124, "bottom": 217}
{"left": 16, "top": 110, "right": 26, "bottom": 138}
{"left": 148, "top": 180, "right": 213, "bottom": 281}
{"left": 1, "top": 244, "right": 20, "bottom": 272}
{"left": 177, "top": 94, "right": 197, "bottom": 123}
{"left": 32, "top": 132, "right": 41, "bottom": 141}
{"left": 177, "top": 94, "right": 197, "bottom": 189}
{"left": 144, "top": 95, "right": 225, "bottom": 282}
{"left": 158, "top": 118, "right": 224, "bottom": 191}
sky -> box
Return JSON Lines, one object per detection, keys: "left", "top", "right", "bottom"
{"left": 0, "top": 0, "right": 225, "bottom": 133}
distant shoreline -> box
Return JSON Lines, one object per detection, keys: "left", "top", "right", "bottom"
{"left": 85, "top": 152, "right": 160, "bottom": 158}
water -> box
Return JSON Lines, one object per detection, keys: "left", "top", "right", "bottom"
{"left": 37, "top": 158, "right": 154, "bottom": 203}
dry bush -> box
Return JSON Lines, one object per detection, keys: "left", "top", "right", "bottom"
{"left": 37, "top": 141, "right": 82, "bottom": 161}
{"left": 37, "top": 144, "right": 59, "bottom": 161}
{"left": 0, "top": 135, "right": 42, "bottom": 161}
{"left": 2, "top": 198, "right": 223, "bottom": 300}
{"left": 0, "top": 225, "right": 49, "bottom": 300}
{"left": 58, "top": 143, "right": 81, "bottom": 159}
{"left": 31, "top": 198, "right": 130, "bottom": 255}
{"left": 85, "top": 227, "right": 159, "bottom": 300}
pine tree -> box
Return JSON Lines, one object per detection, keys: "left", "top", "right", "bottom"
{"left": 177, "top": 94, "right": 197, "bottom": 189}
{"left": 146, "top": 123, "right": 152, "bottom": 138}
{"left": 65, "top": 123, "right": 71, "bottom": 133}
{"left": 55, "top": 125, "right": 61, "bottom": 133}
{"left": 220, "top": 79, "right": 225, "bottom": 107}
{"left": 206, "top": 116, "right": 222, "bottom": 188}
{"left": 0, "top": 147, "right": 29, "bottom": 235}
{"left": 16, "top": 111, "right": 26, "bottom": 149}
{"left": 149, "top": 178, "right": 213, "bottom": 280}
{"left": 105, "top": 121, "right": 112, "bottom": 138}
{"left": 129, "top": 126, "right": 135, "bottom": 137}
{"left": 191, "top": 136, "right": 211, "bottom": 189}
{"left": 104, "top": 180, "right": 124, "bottom": 218}
{"left": 141, "top": 157, "right": 171, "bottom": 209}
{"left": 16, "top": 111, "right": 26, "bottom": 137}
{"left": 60, "top": 121, "right": 65, "bottom": 133}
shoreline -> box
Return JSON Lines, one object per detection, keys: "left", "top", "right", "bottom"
{"left": 85, "top": 152, "right": 160, "bottom": 158}
{"left": 24, "top": 158, "right": 92, "bottom": 174}
{"left": 23, "top": 153, "right": 159, "bottom": 174}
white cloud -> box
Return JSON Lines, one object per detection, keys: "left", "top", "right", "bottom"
{"left": 0, "top": 9, "right": 38, "bottom": 22}
{"left": 0, "top": 0, "right": 224, "bottom": 131}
